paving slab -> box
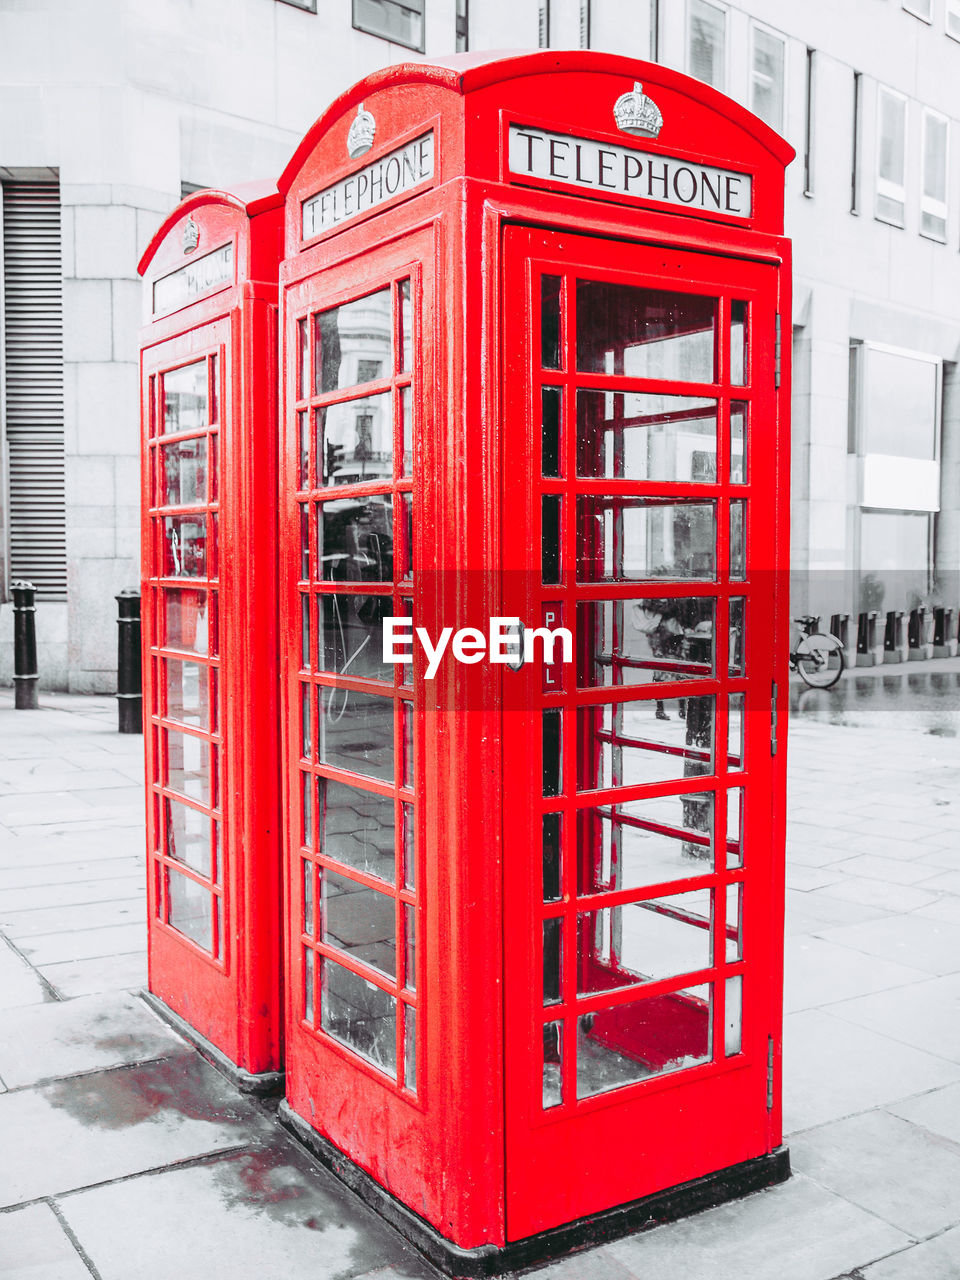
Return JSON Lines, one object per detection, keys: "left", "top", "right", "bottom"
{"left": 0, "top": 992, "right": 188, "bottom": 1089}
{"left": 789, "top": 1109, "right": 960, "bottom": 1237}
{"left": 16, "top": 922, "right": 146, "bottom": 967}
{"left": 38, "top": 951, "right": 148, "bottom": 1000}
{"left": 603, "top": 1173, "right": 909, "bottom": 1280}
{"left": 0, "top": 942, "right": 52, "bottom": 1012}
{"left": 0, "top": 1202, "right": 91, "bottom": 1279}
{"left": 783, "top": 935, "right": 927, "bottom": 1014}
{"left": 816, "top": 916, "right": 960, "bottom": 977}
{"left": 889, "top": 1082, "right": 960, "bottom": 1146}
{"left": 0, "top": 1053, "right": 270, "bottom": 1208}
{"left": 58, "top": 1141, "right": 437, "bottom": 1280}
{"left": 826, "top": 974, "right": 960, "bottom": 1062}
{"left": 783, "top": 1010, "right": 960, "bottom": 1134}
{"left": 0, "top": 876, "right": 144, "bottom": 912}
{"left": 808, "top": 877, "right": 940, "bottom": 913}
{"left": 862, "top": 1225, "right": 960, "bottom": 1279}
{"left": 829, "top": 853, "right": 946, "bottom": 886}
{"left": 0, "top": 897, "right": 145, "bottom": 939}
{"left": 0, "top": 859, "right": 141, "bottom": 890}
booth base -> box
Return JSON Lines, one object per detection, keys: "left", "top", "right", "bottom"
{"left": 278, "top": 1100, "right": 791, "bottom": 1278}
{"left": 140, "top": 991, "right": 284, "bottom": 1098}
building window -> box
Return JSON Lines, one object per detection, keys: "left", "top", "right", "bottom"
{"left": 591, "top": 0, "right": 658, "bottom": 58}
{"left": 851, "top": 71, "right": 863, "bottom": 214}
{"left": 538, "top": 0, "right": 550, "bottom": 47}
{"left": 455, "top": 0, "right": 468, "bottom": 50}
{"left": 580, "top": 0, "right": 591, "bottom": 47}
{"left": 921, "top": 109, "right": 948, "bottom": 241}
{"left": 903, "top": 0, "right": 932, "bottom": 20}
{"left": 688, "top": 0, "right": 725, "bottom": 91}
{"left": 876, "top": 86, "right": 907, "bottom": 227}
{"left": 750, "top": 25, "right": 785, "bottom": 131}
{"left": 352, "top": 0, "right": 424, "bottom": 52}
{"left": 803, "top": 48, "right": 816, "bottom": 196}
{"left": 947, "top": 0, "right": 960, "bottom": 41}
{"left": 278, "top": 0, "right": 317, "bottom": 9}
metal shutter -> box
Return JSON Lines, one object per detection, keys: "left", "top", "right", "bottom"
{"left": 1, "top": 179, "right": 66, "bottom": 600}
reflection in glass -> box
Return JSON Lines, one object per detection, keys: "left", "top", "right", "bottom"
{"left": 303, "top": 858, "right": 315, "bottom": 935}
{"left": 315, "top": 289, "right": 392, "bottom": 394}
{"left": 165, "top": 798, "right": 210, "bottom": 877}
{"left": 319, "top": 395, "right": 393, "bottom": 485}
{"left": 162, "top": 437, "right": 207, "bottom": 506}
{"left": 542, "top": 275, "right": 562, "bottom": 370}
{"left": 578, "top": 791, "right": 714, "bottom": 895}
{"left": 402, "top": 700, "right": 414, "bottom": 789}
{"left": 319, "top": 688, "right": 394, "bottom": 782}
{"left": 542, "top": 387, "right": 561, "bottom": 477}
{"left": 300, "top": 505, "right": 310, "bottom": 580}
{"left": 404, "top": 903, "right": 416, "bottom": 991}
{"left": 727, "top": 882, "right": 742, "bottom": 960}
{"left": 165, "top": 730, "right": 212, "bottom": 805}
{"left": 304, "top": 947, "right": 315, "bottom": 1022}
{"left": 403, "top": 802, "right": 415, "bottom": 891}
{"left": 318, "top": 593, "right": 393, "bottom": 681}
{"left": 167, "top": 870, "right": 212, "bottom": 951}
{"left": 577, "top": 392, "right": 717, "bottom": 482}
{"left": 576, "top": 984, "right": 711, "bottom": 1098}
{"left": 542, "top": 496, "right": 561, "bottom": 585}
{"left": 321, "top": 868, "right": 396, "bottom": 978}
{"left": 577, "top": 597, "right": 716, "bottom": 688}
{"left": 320, "top": 496, "right": 393, "bottom": 582}
{"left": 543, "top": 917, "right": 562, "bottom": 1005}
{"left": 729, "top": 597, "right": 745, "bottom": 675}
{"left": 400, "top": 492, "right": 413, "bottom": 580}
{"left": 543, "top": 1020, "right": 563, "bottom": 1108}
{"left": 730, "top": 402, "right": 748, "bottom": 483}
{"left": 726, "top": 787, "right": 743, "bottom": 868}
{"left": 730, "top": 501, "right": 745, "bottom": 580}
{"left": 399, "top": 278, "right": 412, "bottom": 374}
{"left": 320, "top": 955, "right": 397, "bottom": 1074}
{"left": 578, "top": 890, "right": 712, "bottom": 994}
{"left": 165, "top": 659, "right": 209, "bottom": 729}
{"left": 542, "top": 812, "right": 562, "bottom": 901}
{"left": 730, "top": 301, "right": 747, "bottom": 385}
{"left": 319, "top": 778, "right": 395, "bottom": 881}
{"left": 163, "top": 516, "right": 207, "bottom": 578}
{"left": 163, "top": 588, "right": 212, "bottom": 655}
{"left": 301, "top": 594, "right": 310, "bottom": 668}
{"left": 163, "top": 361, "right": 207, "bottom": 434}
{"left": 576, "top": 282, "right": 716, "bottom": 383}
{"left": 302, "top": 771, "right": 313, "bottom": 847}
{"left": 404, "top": 1005, "right": 416, "bottom": 1093}
{"left": 298, "top": 317, "right": 309, "bottom": 400}
{"left": 577, "top": 697, "right": 714, "bottom": 790}
{"left": 577, "top": 498, "right": 716, "bottom": 582}
{"left": 298, "top": 411, "right": 309, "bottom": 489}
{"left": 725, "top": 975, "right": 742, "bottom": 1055}
{"left": 542, "top": 708, "right": 562, "bottom": 796}
{"left": 301, "top": 683, "right": 312, "bottom": 757}
{"left": 401, "top": 385, "right": 412, "bottom": 476}
{"left": 728, "top": 693, "right": 744, "bottom": 769}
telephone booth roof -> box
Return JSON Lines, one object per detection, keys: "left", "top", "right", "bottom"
{"left": 279, "top": 49, "right": 795, "bottom": 255}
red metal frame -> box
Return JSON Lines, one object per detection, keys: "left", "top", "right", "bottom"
{"left": 138, "top": 188, "right": 284, "bottom": 1077}
{"left": 275, "top": 48, "right": 792, "bottom": 1252}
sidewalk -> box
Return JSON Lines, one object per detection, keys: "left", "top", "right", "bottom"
{"left": 2, "top": 689, "right": 960, "bottom": 1279}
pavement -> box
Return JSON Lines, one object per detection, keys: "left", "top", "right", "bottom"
{"left": 1, "top": 676, "right": 960, "bottom": 1279}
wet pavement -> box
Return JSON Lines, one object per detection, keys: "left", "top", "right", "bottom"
{"left": 1, "top": 679, "right": 960, "bottom": 1279}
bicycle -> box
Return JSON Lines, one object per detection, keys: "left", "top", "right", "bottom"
{"left": 790, "top": 615, "right": 845, "bottom": 689}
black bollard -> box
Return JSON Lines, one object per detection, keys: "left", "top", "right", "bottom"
{"left": 12, "top": 581, "right": 39, "bottom": 709}
{"left": 116, "top": 589, "right": 142, "bottom": 734}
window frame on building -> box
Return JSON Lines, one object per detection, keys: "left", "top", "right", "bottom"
{"left": 352, "top": 0, "right": 425, "bottom": 53}
{"left": 902, "top": 0, "right": 933, "bottom": 21}
{"left": 277, "top": 0, "right": 317, "bottom": 11}
{"left": 803, "top": 48, "right": 816, "bottom": 197}
{"left": 687, "top": 0, "right": 727, "bottom": 92}
{"left": 875, "top": 84, "right": 908, "bottom": 228}
{"left": 455, "top": 0, "right": 468, "bottom": 51}
{"left": 749, "top": 20, "right": 786, "bottom": 134}
{"left": 920, "top": 107, "right": 949, "bottom": 243}
{"left": 947, "top": 0, "right": 960, "bottom": 41}
{"left": 538, "top": 0, "right": 551, "bottom": 47}
{"left": 851, "top": 70, "right": 863, "bottom": 215}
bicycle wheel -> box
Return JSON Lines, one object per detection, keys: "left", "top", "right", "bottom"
{"left": 795, "top": 633, "right": 844, "bottom": 689}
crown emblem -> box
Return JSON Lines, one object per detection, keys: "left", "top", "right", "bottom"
{"left": 182, "top": 216, "right": 199, "bottom": 255}
{"left": 347, "top": 103, "right": 376, "bottom": 159}
{"left": 613, "top": 82, "right": 664, "bottom": 139}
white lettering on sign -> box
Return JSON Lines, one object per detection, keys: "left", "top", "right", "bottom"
{"left": 302, "top": 131, "right": 435, "bottom": 239}
{"left": 508, "top": 125, "right": 753, "bottom": 219}
{"left": 152, "top": 243, "right": 234, "bottom": 316}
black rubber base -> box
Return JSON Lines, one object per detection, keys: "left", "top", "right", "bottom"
{"left": 279, "top": 1099, "right": 790, "bottom": 1277}
{"left": 139, "top": 990, "right": 285, "bottom": 1098}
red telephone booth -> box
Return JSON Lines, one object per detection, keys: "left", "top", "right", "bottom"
{"left": 276, "top": 51, "right": 793, "bottom": 1270}
{"left": 138, "top": 185, "right": 284, "bottom": 1089}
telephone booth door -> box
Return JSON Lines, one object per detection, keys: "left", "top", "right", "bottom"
{"left": 502, "top": 226, "right": 788, "bottom": 1239}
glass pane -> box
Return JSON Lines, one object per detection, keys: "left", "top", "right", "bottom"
{"left": 298, "top": 411, "right": 309, "bottom": 489}
{"left": 400, "top": 492, "right": 413, "bottom": 580}
{"left": 165, "top": 798, "right": 210, "bottom": 877}
{"left": 209, "top": 355, "right": 218, "bottom": 425}
{"left": 577, "top": 597, "right": 716, "bottom": 688}
{"left": 320, "top": 496, "right": 393, "bottom": 582}
{"left": 689, "top": 0, "right": 725, "bottom": 87}
{"left": 863, "top": 348, "right": 938, "bottom": 459}
{"left": 751, "top": 27, "right": 784, "bottom": 130}
{"left": 879, "top": 89, "right": 906, "bottom": 186}
{"left": 403, "top": 802, "right": 415, "bottom": 891}
{"left": 542, "top": 811, "right": 562, "bottom": 901}
{"left": 301, "top": 594, "right": 311, "bottom": 668}
{"left": 319, "top": 688, "right": 394, "bottom": 782}
{"left": 404, "top": 902, "right": 416, "bottom": 991}
{"left": 541, "top": 275, "right": 562, "bottom": 370}
{"left": 577, "top": 392, "right": 717, "bottom": 483}
{"left": 730, "top": 403, "right": 747, "bottom": 483}
{"left": 303, "top": 858, "right": 315, "bottom": 935}
{"left": 165, "top": 730, "right": 212, "bottom": 805}
{"left": 404, "top": 1004, "right": 416, "bottom": 1092}
{"left": 320, "top": 955, "right": 397, "bottom": 1074}
{"left": 542, "top": 708, "right": 562, "bottom": 796}
{"left": 304, "top": 946, "right": 315, "bottom": 1022}
{"left": 161, "top": 437, "right": 207, "bottom": 506}
{"left": 543, "top": 917, "right": 562, "bottom": 1006}
{"left": 165, "top": 659, "right": 209, "bottom": 729}
{"left": 577, "top": 498, "right": 716, "bottom": 583}
{"left": 726, "top": 882, "right": 742, "bottom": 960}
{"left": 315, "top": 289, "right": 392, "bottom": 394}
{"left": 321, "top": 868, "right": 396, "bottom": 978}
{"left": 302, "top": 772, "right": 314, "bottom": 847}
{"left": 924, "top": 114, "right": 948, "bottom": 202}
{"left": 729, "top": 597, "right": 745, "bottom": 675}
{"left": 400, "top": 385, "right": 412, "bottom": 476}
{"left": 212, "top": 820, "right": 221, "bottom": 884}
{"left": 577, "top": 282, "right": 716, "bottom": 382}
{"left": 299, "top": 505, "right": 310, "bottom": 580}
{"left": 542, "top": 496, "right": 561, "bottom": 584}
{"left": 730, "top": 501, "right": 745, "bottom": 581}
{"left": 162, "top": 516, "right": 207, "bottom": 578}
{"left": 163, "top": 361, "right": 207, "bottom": 434}
{"left": 577, "top": 697, "right": 714, "bottom": 790}
{"left": 859, "top": 511, "right": 930, "bottom": 611}
{"left": 319, "top": 778, "right": 395, "bottom": 881}
{"left": 301, "top": 683, "right": 312, "bottom": 757}
{"left": 298, "top": 317, "right": 309, "bottom": 400}
{"left": 167, "top": 870, "right": 212, "bottom": 951}
{"left": 542, "top": 386, "right": 562, "bottom": 478}
{"left": 577, "top": 984, "right": 711, "bottom": 1098}
{"left": 163, "top": 588, "right": 212, "bottom": 655}
{"left": 402, "top": 700, "right": 414, "bottom": 789}
{"left": 725, "top": 974, "right": 742, "bottom": 1055}
{"left": 578, "top": 791, "right": 714, "bottom": 895}
{"left": 577, "top": 890, "right": 712, "bottom": 994}
{"left": 726, "top": 787, "right": 743, "bottom": 869}
{"left": 398, "top": 278, "right": 412, "bottom": 374}
{"left": 318, "top": 593, "right": 394, "bottom": 682}
{"left": 319, "top": 395, "right": 393, "bottom": 485}
{"left": 730, "top": 301, "right": 747, "bottom": 386}
{"left": 354, "top": 0, "right": 423, "bottom": 47}
{"left": 543, "top": 1020, "right": 563, "bottom": 1108}
{"left": 728, "top": 693, "right": 744, "bottom": 770}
